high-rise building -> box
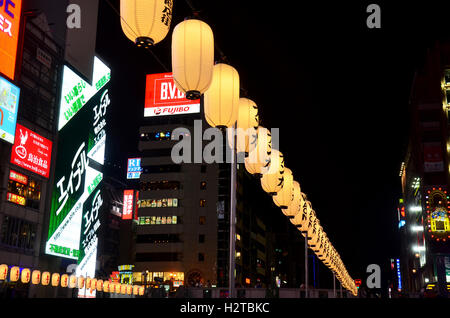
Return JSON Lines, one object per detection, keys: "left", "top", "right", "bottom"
{"left": 132, "top": 110, "right": 220, "bottom": 290}
{"left": 400, "top": 41, "right": 450, "bottom": 297}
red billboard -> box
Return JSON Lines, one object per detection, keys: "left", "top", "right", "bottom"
{"left": 144, "top": 72, "right": 200, "bottom": 117}
{"left": 122, "top": 190, "right": 134, "bottom": 220}
{"left": 0, "top": 0, "right": 22, "bottom": 80}
{"left": 10, "top": 124, "right": 53, "bottom": 178}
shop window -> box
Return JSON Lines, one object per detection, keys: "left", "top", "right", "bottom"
{"left": 6, "top": 170, "right": 41, "bottom": 210}
{"left": 0, "top": 215, "right": 36, "bottom": 251}
{"left": 137, "top": 198, "right": 179, "bottom": 208}
{"left": 138, "top": 216, "right": 180, "bottom": 225}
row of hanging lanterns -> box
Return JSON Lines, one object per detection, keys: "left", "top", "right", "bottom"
{"left": 0, "top": 265, "right": 145, "bottom": 296}
{"left": 119, "top": 0, "right": 357, "bottom": 296}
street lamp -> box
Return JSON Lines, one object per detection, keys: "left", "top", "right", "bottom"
{"left": 120, "top": 0, "right": 173, "bottom": 48}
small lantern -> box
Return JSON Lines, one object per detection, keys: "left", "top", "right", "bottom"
{"left": 51, "top": 273, "right": 60, "bottom": 287}
{"left": 78, "top": 276, "right": 85, "bottom": 289}
{"left": 139, "top": 286, "right": 145, "bottom": 296}
{"left": 10, "top": 266, "right": 20, "bottom": 282}
{"left": 273, "top": 168, "right": 294, "bottom": 209}
{"left": 61, "top": 274, "right": 69, "bottom": 287}
{"left": 31, "top": 270, "right": 41, "bottom": 285}
{"left": 172, "top": 19, "right": 214, "bottom": 100}
{"left": 41, "top": 271, "right": 51, "bottom": 286}
{"left": 0, "top": 264, "right": 8, "bottom": 280}
{"left": 133, "top": 285, "right": 139, "bottom": 295}
{"left": 90, "top": 278, "right": 97, "bottom": 291}
{"left": 86, "top": 277, "right": 92, "bottom": 289}
{"left": 96, "top": 279, "right": 104, "bottom": 291}
{"left": 204, "top": 63, "right": 240, "bottom": 128}
{"left": 69, "top": 274, "right": 77, "bottom": 288}
{"left": 126, "top": 284, "right": 133, "bottom": 295}
{"left": 103, "top": 281, "right": 111, "bottom": 293}
{"left": 120, "top": 0, "right": 173, "bottom": 47}
{"left": 21, "top": 268, "right": 31, "bottom": 284}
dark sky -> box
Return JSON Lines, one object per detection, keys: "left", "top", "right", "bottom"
{"left": 96, "top": 1, "right": 450, "bottom": 287}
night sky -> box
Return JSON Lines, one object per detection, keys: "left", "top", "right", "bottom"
{"left": 96, "top": 1, "right": 450, "bottom": 288}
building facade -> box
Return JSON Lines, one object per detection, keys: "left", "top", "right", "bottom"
{"left": 400, "top": 41, "right": 450, "bottom": 297}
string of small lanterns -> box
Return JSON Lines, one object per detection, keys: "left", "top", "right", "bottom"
{"left": 0, "top": 264, "right": 146, "bottom": 296}
{"left": 119, "top": 0, "right": 357, "bottom": 296}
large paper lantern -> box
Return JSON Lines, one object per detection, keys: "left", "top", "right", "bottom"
{"left": 120, "top": 284, "right": 127, "bottom": 294}
{"left": 261, "top": 150, "right": 284, "bottom": 194}
{"left": 126, "top": 284, "right": 133, "bottom": 295}
{"left": 120, "top": 0, "right": 172, "bottom": 47}
{"left": 245, "top": 127, "right": 272, "bottom": 175}
{"left": 51, "top": 273, "right": 60, "bottom": 287}
{"left": 86, "top": 277, "right": 92, "bottom": 289}
{"left": 204, "top": 63, "right": 240, "bottom": 128}
{"left": 273, "top": 168, "right": 294, "bottom": 209}
{"left": 139, "top": 286, "right": 145, "bottom": 296}
{"left": 172, "top": 19, "right": 214, "bottom": 100}
{"left": 10, "top": 266, "right": 20, "bottom": 282}
{"left": 293, "top": 196, "right": 311, "bottom": 233}
{"left": 228, "top": 98, "right": 259, "bottom": 153}
{"left": 41, "top": 271, "right": 51, "bottom": 286}
{"left": 61, "top": 274, "right": 69, "bottom": 287}
{"left": 282, "top": 180, "right": 301, "bottom": 216}
{"left": 31, "top": 270, "right": 41, "bottom": 285}
{"left": 133, "top": 285, "right": 140, "bottom": 295}
{"left": 0, "top": 264, "right": 8, "bottom": 280}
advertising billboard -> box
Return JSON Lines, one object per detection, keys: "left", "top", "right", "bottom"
{"left": 122, "top": 189, "right": 134, "bottom": 220}
{"left": 10, "top": 124, "right": 53, "bottom": 178}
{"left": 127, "top": 157, "right": 142, "bottom": 179}
{"left": 0, "top": 0, "right": 22, "bottom": 80}
{"left": 0, "top": 75, "right": 19, "bottom": 143}
{"left": 144, "top": 72, "right": 200, "bottom": 117}
{"left": 46, "top": 57, "right": 110, "bottom": 298}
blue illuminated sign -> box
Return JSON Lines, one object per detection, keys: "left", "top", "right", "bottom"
{"left": 0, "top": 75, "right": 19, "bottom": 144}
{"left": 127, "top": 158, "right": 142, "bottom": 179}
{"left": 396, "top": 258, "right": 402, "bottom": 291}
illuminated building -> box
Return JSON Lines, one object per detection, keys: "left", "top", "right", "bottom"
{"left": 0, "top": 8, "right": 63, "bottom": 298}
{"left": 399, "top": 41, "right": 450, "bottom": 297}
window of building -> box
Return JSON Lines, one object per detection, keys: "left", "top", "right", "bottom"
{"left": 6, "top": 170, "right": 41, "bottom": 210}
{"left": 142, "top": 164, "right": 181, "bottom": 174}
{"left": 0, "top": 215, "right": 37, "bottom": 251}
{"left": 137, "top": 198, "right": 179, "bottom": 208}
{"left": 199, "top": 234, "right": 205, "bottom": 243}
{"left": 200, "top": 181, "right": 207, "bottom": 190}
{"left": 138, "top": 216, "right": 180, "bottom": 225}
{"left": 201, "top": 164, "right": 206, "bottom": 173}
{"left": 198, "top": 253, "right": 205, "bottom": 262}
{"left": 140, "top": 131, "right": 172, "bottom": 141}
{"left": 199, "top": 199, "right": 206, "bottom": 207}
{"left": 135, "top": 252, "right": 181, "bottom": 262}
{"left": 136, "top": 234, "right": 181, "bottom": 244}
{"left": 140, "top": 180, "right": 180, "bottom": 191}
{"left": 199, "top": 216, "right": 206, "bottom": 225}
